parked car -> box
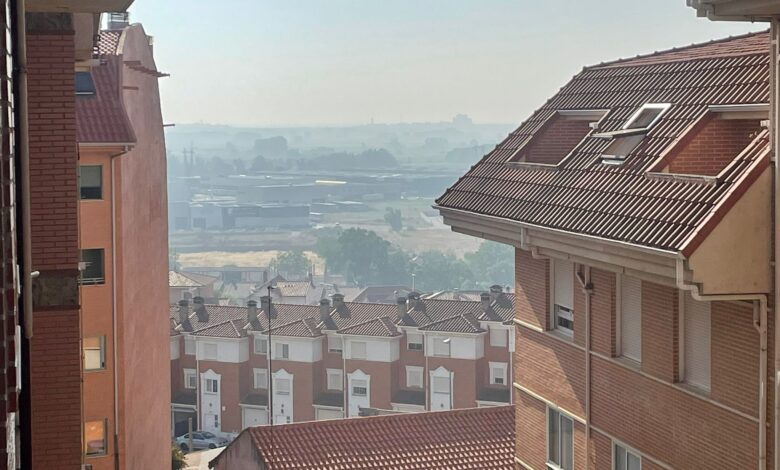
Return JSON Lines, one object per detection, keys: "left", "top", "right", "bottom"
{"left": 175, "top": 431, "right": 229, "bottom": 452}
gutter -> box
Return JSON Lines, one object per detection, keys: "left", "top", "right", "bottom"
{"left": 576, "top": 267, "right": 593, "bottom": 470}
{"left": 15, "top": 0, "right": 31, "bottom": 341}
{"left": 675, "top": 257, "right": 767, "bottom": 470}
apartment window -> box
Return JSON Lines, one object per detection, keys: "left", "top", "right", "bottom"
{"left": 614, "top": 442, "right": 642, "bottom": 470}
{"left": 254, "top": 368, "right": 267, "bottom": 389}
{"left": 432, "top": 376, "right": 451, "bottom": 394}
{"left": 275, "top": 343, "right": 290, "bottom": 360}
{"left": 79, "top": 165, "right": 102, "bottom": 199}
{"left": 80, "top": 249, "right": 105, "bottom": 285}
{"left": 184, "top": 337, "right": 196, "bottom": 355}
{"left": 203, "top": 343, "right": 218, "bottom": 360}
{"left": 432, "top": 337, "right": 451, "bottom": 357}
{"left": 253, "top": 337, "right": 267, "bottom": 355}
{"left": 683, "top": 294, "right": 711, "bottom": 391}
{"left": 205, "top": 378, "right": 219, "bottom": 394}
{"left": 489, "top": 328, "right": 508, "bottom": 347}
{"left": 352, "top": 379, "right": 368, "bottom": 397}
{"left": 328, "top": 336, "right": 343, "bottom": 353}
{"left": 620, "top": 275, "right": 642, "bottom": 363}
{"left": 184, "top": 369, "right": 196, "bottom": 389}
{"left": 275, "top": 378, "right": 291, "bottom": 395}
{"left": 406, "top": 366, "right": 423, "bottom": 388}
{"left": 547, "top": 408, "right": 573, "bottom": 470}
{"left": 75, "top": 71, "right": 96, "bottom": 95}
{"left": 84, "top": 419, "right": 107, "bottom": 457}
{"left": 407, "top": 333, "right": 423, "bottom": 351}
{"left": 552, "top": 260, "right": 574, "bottom": 336}
{"left": 351, "top": 341, "right": 367, "bottom": 360}
{"left": 489, "top": 362, "right": 507, "bottom": 386}
{"left": 83, "top": 336, "right": 105, "bottom": 371}
{"left": 327, "top": 369, "right": 343, "bottom": 391}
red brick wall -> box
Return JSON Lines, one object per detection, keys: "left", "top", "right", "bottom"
{"left": 711, "top": 301, "right": 759, "bottom": 416}
{"left": 26, "top": 28, "right": 82, "bottom": 469}
{"left": 640, "top": 282, "right": 678, "bottom": 382}
{"left": 427, "top": 357, "right": 477, "bottom": 409}
{"left": 521, "top": 118, "right": 591, "bottom": 165}
{"left": 515, "top": 391, "right": 546, "bottom": 467}
{"left": 346, "top": 360, "right": 393, "bottom": 411}
{"left": 515, "top": 250, "right": 549, "bottom": 329}
{"left": 273, "top": 360, "right": 315, "bottom": 422}
{"left": 668, "top": 118, "right": 761, "bottom": 176}
{"left": 590, "top": 269, "right": 616, "bottom": 357}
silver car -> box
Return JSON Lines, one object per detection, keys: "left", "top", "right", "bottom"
{"left": 175, "top": 431, "right": 228, "bottom": 452}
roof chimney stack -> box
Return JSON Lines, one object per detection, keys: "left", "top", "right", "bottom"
{"left": 178, "top": 299, "right": 190, "bottom": 323}
{"left": 480, "top": 292, "right": 491, "bottom": 313}
{"left": 332, "top": 293, "right": 345, "bottom": 309}
{"left": 319, "top": 298, "right": 331, "bottom": 321}
{"left": 489, "top": 285, "right": 503, "bottom": 303}
{"left": 247, "top": 300, "right": 258, "bottom": 324}
{"left": 407, "top": 292, "right": 422, "bottom": 311}
{"left": 107, "top": 12, "right": 130, "bottom": 31}
{"left": 396, "top": 296, "right": 407, "bottom": 321}
{"left": 193, "top": 296, "right": 208, "bottom": 322}
{"left": 260, "top": 295, "right": 275, "bottom": 319}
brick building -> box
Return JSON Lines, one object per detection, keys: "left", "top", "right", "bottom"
{"left": 437, "top": 32, "right": 777, "bottom": 470}
{"left": 169, "top": 289, "right": 514, "bottom": 441}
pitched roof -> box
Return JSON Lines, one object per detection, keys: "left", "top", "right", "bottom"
{"left": 274, "top": 280, "right": 316, "bottom": 298}
{"left": 265, "top": 317, "right": 321, "bottom": 338}
{"left": 418, "top": 312, "right": 484, "bottom": 334}
{"left": 76, "top": 55, "right": 136, "bottom": 145}
{"left": 336, "top": 316, "right": 400, "bottom": 337}
{"left": 192, "top": 319, "right": 246, "bottom": 338}
{"left": 352, "top": 285, "right": 412, "bottom": 303}
{"left": 209, "top": 406, "right": 514, "bottom": 469}
{"left": 436, "top": 32, "right": 772, "bottom": 253}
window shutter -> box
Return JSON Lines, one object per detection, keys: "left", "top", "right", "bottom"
{"left": 489, "top": 328, "right": 507, "bottom": 347}
{"left": 620, "top": 276, "right": 642, "bottom": 362}
{"left": 684, "top": 294, "right": 711, "bottom": 390}
{"left": 554, "top": 260, "right": 574, "bottom": 309}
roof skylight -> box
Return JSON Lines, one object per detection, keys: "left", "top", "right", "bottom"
{"left": 622, "top": 103, "right": 670, "bottom": 131}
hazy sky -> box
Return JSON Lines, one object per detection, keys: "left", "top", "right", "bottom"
{"left": 129, "top": 0, "right": 764, "bottom": 127}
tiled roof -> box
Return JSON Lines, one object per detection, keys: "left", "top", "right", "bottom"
{"left": 392, "top": 389, "right": 425, "bottom": 406}
{"left": 423, "top": 290, "right": 483, "bottom": 301}
{"left": 97, "top": 30, "right": 122, "bottom": 55}
{"left": 337, "top": 316, "right": 400, "bottom": 337}
{"left": 322, "top": 302, "right": 399, "bottom": 331}
{"left": 436, "top": 32, "right": 772, "bottom": 253}
{"left": 265, "top": 317, "right": 321, "bottom": 338}
{"left": 169, "top": 271, "right": 202, "bottom": 288}
{"left": 352, "top": 285, "right": 412, "bottom": 303}
{"left": 274, "top": 281, "right": 316, "bottom": 298}
{"left": 418, "top": 312, "right": 484, "bottom": 334}
{"left": 76, "top": 55, "right": 136, "bottom": 144}
{"left": 210, "top": 406, "right": 514, "bottom": 469}
{"left": 192, "top": 319, "right": 246, "bottom": 338}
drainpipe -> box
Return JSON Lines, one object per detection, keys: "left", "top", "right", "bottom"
{"left": 576, "top": 267, "right": 593, "bottom": 470}
{"left": 424, "top": 332, "right": 429, "bottom": 411}
{"left": 771, "top": 18, "right": 780, "bottom": 470}
{"left": 675, "top": 257, "right": 767, "bottom": 470}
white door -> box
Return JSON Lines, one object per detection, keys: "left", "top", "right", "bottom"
{"left": 430, "top": 367, "right": 452, "bottom": 411}
{"left": 272, "top": 369, "right": 294, "bottom": 424}
{"left": 347, "top": 369, "right": 370, "bottom": 417}
{"left": 200, "top": 369, "right": 222, "bottom": 432}
{"left": 242, "top": 407, "right": 268, "bottom": 429}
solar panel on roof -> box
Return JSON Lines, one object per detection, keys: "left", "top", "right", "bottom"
{"left": 75, "top": 71, "right": 96, "bottom": 96}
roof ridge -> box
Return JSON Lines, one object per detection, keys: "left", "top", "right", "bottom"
{"left": 590, "top": 29, "right": 768, "bottom": 69}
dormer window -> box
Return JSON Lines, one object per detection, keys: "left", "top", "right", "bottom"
{"left": 598, "top": 103, "right": 670, "bottom": 165}
{"left": 508, "top": 109, "right": 606, "bottom": 166}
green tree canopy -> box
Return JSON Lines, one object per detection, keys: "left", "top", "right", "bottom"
{"left": 411, "top": 251, "right": 472, "bottom": 292}
{"left": 270, "top": 250, "right": 311, "bottom": 278}
{"left": 463, "top": 241, "right": 514, "bottom": 289}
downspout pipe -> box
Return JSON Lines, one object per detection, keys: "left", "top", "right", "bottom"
{"left": 15, "top": 1, "right": 31, "bottom": 342}
{"left": 676, "top": 257, "right": 767, "bottom": 470}
{"left": 771, "top": 18, "right": 780, "bottom": 470}
{"left": 576, "top": 267, "right": 593, "bottom": 470}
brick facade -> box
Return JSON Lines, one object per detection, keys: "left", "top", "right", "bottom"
{"left": 668, "top": 117, "right": 762, "bottom": 176}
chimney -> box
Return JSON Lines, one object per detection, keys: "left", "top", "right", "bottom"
{"left": 178, "top": 299, "right": 190, "bottom": 323}
{"left": 332, "top": 293, "right": 345, "bottom": 310}
{"left": 107, "top": 12, "right": 130, "bottom": 31}
{"left": 407, "top": 291, "right": 422, "bottom": 311}
{"left": 396, "top": 296, "right": 407, "bottom": 321}
{"left": 260, "top": 295, "right": 276, "bottom": 319}
{"left": 480, "top": 292, "right": 491, "bottom": 313}
{"left": 319, "top": 298, "right": 331, "bottom": 321}
{"left": 489, "top": 284, "right": 503, "bottom": 303}
{"left": 247, "top": 300, "right": 258, "bottom": 324}
{"left": 193, "top": 296, "right": 208, "bottom": 322}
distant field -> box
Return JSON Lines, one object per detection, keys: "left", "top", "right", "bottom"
{"left": 177, "top": 250, "right": 325, "bottom": 272}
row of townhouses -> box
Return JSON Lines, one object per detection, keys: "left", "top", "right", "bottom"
{"left": 168, "top": 288, "right": 514, "bottom": 437}
{"left": 437, "top": 29, "right": 775, "bottom": 470}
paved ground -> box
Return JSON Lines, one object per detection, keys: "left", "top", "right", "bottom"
{"left": 184, "top": 447, "right": 225, "bottom": 470}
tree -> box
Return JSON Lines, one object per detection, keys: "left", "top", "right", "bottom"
{"left": 172, "top": 445, "right": 186, "bottom": 470}
{"left": 384, "top": 208, "right": 403, "bottom": 231}
{"left": 315, "top": 228, "right": 408, "bottom": 285}
{"left": 270, "top": 251, "right": 311, "bottom": 278}
{"left": 411, "top": 251, "right": 472, "bottom": 292}
{"left": 464, "top": 241, "right": 514, "bottom": 289}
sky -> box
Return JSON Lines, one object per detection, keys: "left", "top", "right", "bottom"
{"left": 129, "top": 0, "right": 765, "bottom": 127}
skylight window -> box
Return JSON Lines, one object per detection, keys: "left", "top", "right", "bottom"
{"left": 622, "top": 103, "right": 670, "bottom": 131}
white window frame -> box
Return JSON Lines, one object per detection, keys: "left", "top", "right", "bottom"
{"left": 618, "top": 274, "right": 642, "bottom": 363}
{"left": 205, "top": 378, "right": 219, "bottom": 394}
{"left": 407, "top": 333, "right": 423, "bottom": 351}
{"left": 547, "top": 407, "right": 573, "bottom": 470}
{"left": 275, "top": 377, "right": 291, "bottom": 396}
{"left": 328, "top": 335, "right": 343, "bottom": 353}
{"left": 489, "top": 327, "right": 508, "bottom": 347}
{"left": 253, "top": 368, "right": 267, "bottom": 389}
{"left": 622, "top": 103, "right": 670, "bottom": 131}
{"left": 275, "top": 342, "right": 290, "bottom": 360}
{"left": 406, "top": 366, "right": 423, "bottom": 388}
{"left": 203, "top": 343, "right": 218, "bottom": 360}
{"left": 351, "top": 341, "right": 367, "bottom": 360}
{"left": 551, "top": 260, "right": 575, "bottom": 337}
{"left": 432, "top": 337, "right": 451, "bottom": 357}
{"left": 489, "top": 362, "right": 507, "bottom": 386}
{"left": 613, "top": 441, "right": 642, "bottom": 470}
{"left": 83, "top": 336, "right": 106, "bottom": 371}
{"left": 352, "top": 378, "right": 368, "bottom": 397}
{"left": 326, "top": 368, "right": 343, "bottom": 391}
{"left": 253, "top": 336, "right": 267, "bottom": 355}
{"left": 184, "top": 369, "right": 197, "bottom": 390}
{"left": 681, "top": 292, "right": 711, "bottom": 392}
